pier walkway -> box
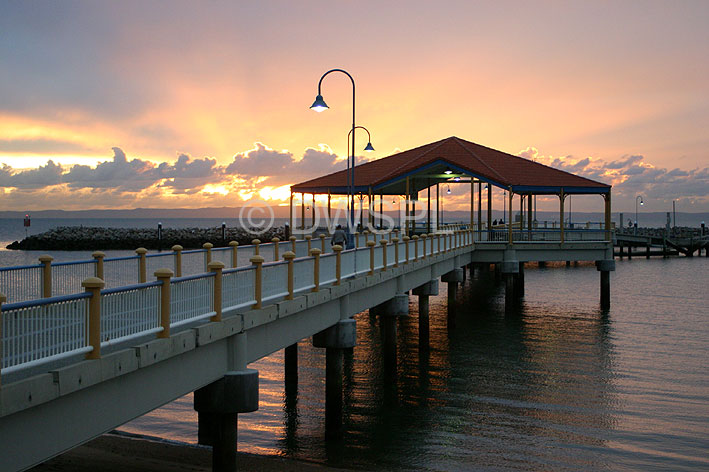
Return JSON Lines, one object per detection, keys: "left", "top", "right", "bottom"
{"left": 0, "top": 229, "right": 613, "bottom": 471}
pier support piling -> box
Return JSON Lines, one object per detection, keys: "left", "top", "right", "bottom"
{"left": 596, "top": 259, "right": 615, "bottom": 310}
{"left": 284, "top": 343, "right": 298, "bottom": 394}
{"left": 194, "top": 369, "right": 259, "bottom": 471}
{"left": 313, "top": 320, "right": 356, "bottom": 437}
{"left": 413, "top": 280, "right": 438, "bottom": 350}
{"left": 442, "top": 269, "right": 463, "bottom": 327}
{"left": 501, "top": 260, "right": 519, "bottom": 313}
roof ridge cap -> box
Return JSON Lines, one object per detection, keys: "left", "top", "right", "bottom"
{"left": 452, "top": 137, "right": 507, "bottom": 183}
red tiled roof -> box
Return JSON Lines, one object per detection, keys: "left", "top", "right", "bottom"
{"left": 291, "top": 136, "right": 610, "bottom": 194}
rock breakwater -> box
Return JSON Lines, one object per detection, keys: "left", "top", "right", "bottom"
{"left": 6, "top": 226, "right": 287, "bottom": 251}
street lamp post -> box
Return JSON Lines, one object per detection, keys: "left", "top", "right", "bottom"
{"left": 635, "top": 195, "right": 644, "bottom": 234}
{"left": 310, "top": 69, "right": 359, "bottom": 247}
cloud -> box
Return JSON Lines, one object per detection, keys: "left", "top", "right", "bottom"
{"left": 156, "top": 153, "right": 222, "bottom": 191}
{"left": 63, "top": 147, "right": 157, "bottom": 191}
{"left": 0, "top": 160, "right": 63, "bottom": 189}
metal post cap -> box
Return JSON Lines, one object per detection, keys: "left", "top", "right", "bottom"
{"left": 310, "top": 248, "right": 322, "bottom": 255}
{"left": 154, "top": 268, "right": 174, "bottom": 278}
{"left": 82, "top": 277, "right": 105, "bottom": 289}
{"left": 92, "top": 251, "right": 105, "bottom": 258}
{"left": 251, "top": 239, "right": 261, "bottom": 245}
{"left": 207, "top": 261, "right": 225, "bottom": 270}
{"left": 391, "top": 237, "right": 399, "bottom": 243}
{"left": 250, "top": 255, "right": 265, "bottom": 264}
{"left": 332, "top": 244, "right": 343, "bottom": 251}
{"left": 402, "top": 236, "right": 410, "bottom": 241}
{"left": 305, "top": 235, "right": 312, "bottom": 240}
{"left": 283, "top": 251, "right": 296, "bottom": 260}
{"left": 229, "top": 241, "right": 239, "bottom": 247}
{"left": 38, "top": 254, "right": 54, "bottom": 262}
{"left": 172, "top": 244, "right": 184, "bottom": 251}
{"left": 203, "top": 242, "right": 213, "bottom": 249}
{"left": 135, "top": 248, "right": 148, "bottom": 255}
{"left": 367, "top": 240, "right": 376, "bottom": 247}
{"left": 380, "top": 239, "right": 388, "bottom": 245}
{"left": 289, "top": 236, "right": 297, "bottom": 241}
{"left": 272, "top": 237, "right": 280, "bottom": 243}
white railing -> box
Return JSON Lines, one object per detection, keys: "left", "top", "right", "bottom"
{"left": 320, "top": 253, "right": 337, "bottom": 286}
{"left": 171, "top": 274, "right": 215, "bottom": 327}
{"left": 261, "top": 262, "right": 289, "bottom": 303}
{"left": 53, "top": 261, "right": 96, "bottom": 297}
{"left": 222, "top": 268, "right": 255, "bottom": 311}
{"left": 103, "top": 256, "right": 140, "bottom": 288}
{"left": 293, "top": 257, "right": 315, "bottom": 294}
{"left": 1, "top": 293, "right": 92, "bottom": 374}
{"left": 101, "top": 283, "right": 162, "bottom": 346}
{"left": 0, "top": 265, "right": 42, "bottom": 303}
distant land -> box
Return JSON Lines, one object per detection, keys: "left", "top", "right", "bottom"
{"left": 0, "top": 207, "right": 707, "bottom": 228}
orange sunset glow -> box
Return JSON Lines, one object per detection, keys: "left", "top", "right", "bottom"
{"left": 1, "top": 2, "right": 707, "bottom": 213}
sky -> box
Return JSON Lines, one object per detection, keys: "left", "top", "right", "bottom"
{"left": 1, "top": 0, "right": 708, "bottom": 215}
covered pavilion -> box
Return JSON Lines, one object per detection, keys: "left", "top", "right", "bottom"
{"left": 290, "top": 136, "right": 612, "bottom": 242}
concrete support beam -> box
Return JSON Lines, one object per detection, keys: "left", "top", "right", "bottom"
{"left": 441, "top": 268, "right": 464, "bottom": 283}
{"left": 412, "top": 279, "right": 439, "bottom": 297}
{"left": 369, "top": 293, "right": 409, "bottom": 317}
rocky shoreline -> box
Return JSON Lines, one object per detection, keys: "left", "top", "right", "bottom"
{"left": 6, "top": 226, "right": 287, "bottom": 251}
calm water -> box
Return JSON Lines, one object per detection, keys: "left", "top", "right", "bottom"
{"left": 117, "top": 257, "right": 708, "bottom": 471}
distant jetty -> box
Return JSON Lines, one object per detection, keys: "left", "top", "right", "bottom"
{"left": 6, "top": 226, "right": 287, "bottom": 251}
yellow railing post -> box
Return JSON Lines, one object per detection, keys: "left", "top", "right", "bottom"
{"left": 39, "top": 254, "right": 53, "bottom": 298}
{"left": 272, "top": 237, "right": 280, "bottom": 261}
{"left": 252, "top": 239, "right": 261, "bottom": 256}
{"left": 154, "top": 268, "right": 173, "bottom": 337}
{"left": 135, "top": 248, "right": 147, "bottom": 283}
{"left": 82, "top": 277, "right": 105, "bottom": 360}
{"left": 333, "top": 245, "right": 343, "bottom": 284}
{"left": 203, "top": 242, "right": 213, "bottom": 270}
{"left": 251, "top": 255, "right": 264, "bottom": 309}
{"left": 290, "top": 235, "right": 297, "bottom": 253}
{"left": 437, "top": 233, "right": 441, "bottom": 253}
{"left": 283, "top": 251, "right": 296, "bottom": 299}
{"left": 367, "top": 240, "right": 376, "bottom": 274}
{"left": 392, "top": 237, "right": 400, "bottom": 267}
{"left": 92, "top": 251, "right": 105, "bottom": 280}
{"left": 403, "top": 235, "right": 410, "bottom": 264}
{"left": 363, "top": 229, "right": 370, "bottom": 244}
{"left": 305, "top": 235, "right": 312, "bottom": 254}
{"left": 413, "top": 235, "right": 419, "bottom": 261}
{"left": 172, "top": 245, "right": 183, "bottom": 277}
{"left": 229, "top": 241, "right": 238, "bottom": 268}
{"left": 421, "top": 234, "right": 427, "bottom": 259}
{"left": 355, "top": 232, "right": 360, "bottom": 248}
{"left": 310, "top": 248, "right": 321, "bottom": 292}
{"left": 0, "top": 292, "right": 5, "bottom": 386}
{"left": 208, "top": 261, "right": 224, "bottom": 322}
{"left": 380, "top": 239, "right": 388, "bottom": 271}
{"left": 320, "top": 233, "right": 326, "bottom": 253}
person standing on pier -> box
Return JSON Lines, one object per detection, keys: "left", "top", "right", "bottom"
{"left": 331, "top": 224, "right": 346, "bottom": 248}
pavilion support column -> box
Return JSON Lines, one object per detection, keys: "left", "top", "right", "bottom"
{"left": 478, "top": 181, "right": 482, "bottom": 240}
{"left": 428, "top": 182, "right": 432, "bottom": 234}
{"left": 327, "top": 191, "right": 332, "bottom": 229}
{"left": 311, "top": 194, "right": 316, "bottom": 228}
{"left": 520, "top": 193, "right": 524, "bottom": 232}
{"left": 487, "top": 184, "right": 492, "bottom": 239}
{"left": 560, "top": 190, "right": 566, "bottom": 244}
{"left": 289, "top": 192, "right": 294, "bottom": 236}
{"left": 405, "top": 176, "right": 410, "bottom": 236}
{"left": 470, "top": 180, "right": 474, "bottom": 230}
{"left": 604, "top": 191, "right": 612, "bottom": 242}
{"left": 301, "top": 192, "right": 306, "bottom": 231}
{"left": 380, "top": 192, "right": 384, "bottom": 230}
{"left": 508, "top": 190, "right": 514, "bottom": 244}
{"left": 436, "top": 183, "right": 440, "bottom": 231}
{"left": 368, "top": 187, "right": 373, "bottom": 229}
{"left": 528, "top": 192, "right": 533, "bottom": 240}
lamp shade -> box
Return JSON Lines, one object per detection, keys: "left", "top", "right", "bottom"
{"left": 310, "top": 94, "right": 329, "bottom": 112}
{"left": 444, "top": 167, "right": 453, "bottom": 175}
{"left": 364, "top": 142, "right": 375, "bottom": 152}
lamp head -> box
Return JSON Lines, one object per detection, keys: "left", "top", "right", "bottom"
{"left": 640, "top": 199, "right": 644, "bottom": 206}
{"left": 447, "top": 186, "right": 451, "bottom": 195}
{"left": 364, "top": 142, "right": 374, "bottom": 152}
{"left": 454, "top": 176, "right": 461, "bottom": 182}
{"left": 310, "top": 94, "right": 328, "bottom": 112}
{"left": 443, "top": 167, "right": 453, "bottom": 175}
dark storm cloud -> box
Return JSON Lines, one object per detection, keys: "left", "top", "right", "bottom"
{"left": 0, "top": 160, "right": 63, "bottom": 189}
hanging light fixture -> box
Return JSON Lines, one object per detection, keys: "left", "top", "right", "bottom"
{"left": 447, "top": 186, "right": 451, "bottom": 195}
{"left": 454, "top": 176, "right": 461, "bottom": 182}
{"left": 444, "top": 167, "right": 453, "bottom": 175}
